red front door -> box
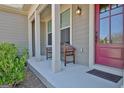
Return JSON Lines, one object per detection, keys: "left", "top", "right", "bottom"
{"left": 95, "top": 4, "right": 124, "bottom": 69}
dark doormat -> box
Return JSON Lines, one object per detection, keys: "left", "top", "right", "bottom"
{"left": 87, "top": 69, "right": 122, "bottom": 83}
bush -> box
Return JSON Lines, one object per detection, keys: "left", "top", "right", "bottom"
{"left": 0, "top": 42, "right": 27, "bottom": 86}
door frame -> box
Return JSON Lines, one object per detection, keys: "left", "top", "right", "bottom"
{"left": 89, "top": 4, "right": 123, "bottom": 76}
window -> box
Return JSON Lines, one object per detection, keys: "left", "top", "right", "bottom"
{"left": 100, "top": 4, "right": 109, "bottom": 18}
{"left": 61, "top": 28, "right": 70, "bottom": 44}
{"left": 47, "top": 20, "right": 52, "bottom": 45}
{"left": 111, "top": 14, "right": 123, "bottom": 44}
{"left": 111, "top": 4, "right": 123, "bottom": 15}
{"left": 99, "top": 4, "right": 124, "bottom": 44}
{"left": 47, "top": 9, "right": 71, "bottom": 45}
{"left": 100, "top": 18, "right": 109, "bottom": 44}
{"left": 60, "top": 9, "right": 70, "bottom": 44}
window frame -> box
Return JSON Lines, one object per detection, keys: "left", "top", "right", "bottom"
{"left": 60, "top": 8, "right": 72, "bottom": 44}
{"left": 46, "top": 5, "right": 73, "bottom": 46}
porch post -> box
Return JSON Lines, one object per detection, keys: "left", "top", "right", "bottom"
{"left": 34, "top": 10, "right": 41, "bottom": 61}
{"left": 52, "top": 4, "right": 61, "bottom": 72}
{"left": 89, "top": 4, "right": 95, "bottom": 68}
{"left": 28, "top": 20, "right": 33, "bottom": 58}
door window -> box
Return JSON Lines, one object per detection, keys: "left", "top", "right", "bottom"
{"left": 111, "top": 15, "right": 123, "bottom": 43}
{"left": 99, "top": 4, "right": 124, "bottom": 44}
{"left": 100, "top": 18, "right": 109, "bottom": 44}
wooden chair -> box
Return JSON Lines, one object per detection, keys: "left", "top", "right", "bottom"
{"left": 62, "top": 44, "right": 76, "bottom": 66}
{"left": 46, "top": 44, "right": 76, "bottom": 66}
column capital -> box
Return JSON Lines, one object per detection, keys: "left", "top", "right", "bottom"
{"left": 35, "top": 10, "right": 40, "bottom": 15}
{"left": 35, "top": 10, "right": 40, "bottom": 16}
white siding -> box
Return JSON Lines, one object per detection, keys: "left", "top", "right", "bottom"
{"left": 0, "top": 11, "right": 28, "bottom": 53}
{"left": 72, "top": 4, "right": 89, "bottom": 66}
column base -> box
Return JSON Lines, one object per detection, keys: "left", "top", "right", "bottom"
{"left": 35, "top": 56, "right": 42, "bottom": 62}
{"left": 52, "top": 61, "right": 61, "bottom": 73}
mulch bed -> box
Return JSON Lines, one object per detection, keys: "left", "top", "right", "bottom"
{"left": 15, "top": 67, "right": 46, "bottom": 88}
{"left": 0, "top": 66, "right": 47, "bottom": 88}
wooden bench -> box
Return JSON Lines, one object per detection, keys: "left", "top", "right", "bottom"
{"left": 46, "top": 44, "right": 76, "bottom": 66}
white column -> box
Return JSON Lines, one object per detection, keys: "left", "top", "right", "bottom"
{"left": 52, "top": 4, "right": 61, "bottom": 72}
{"left": 28, "top": 20, "right": 32, "bottom": 58}
{"left": 89, "top": 4, "right": 95, "bottom": 68}
{"left": 35, "top": 10, "right": 41, "bottom": 61}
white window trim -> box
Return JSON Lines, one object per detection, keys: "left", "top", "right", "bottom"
{"left": 45, "top": 21, "right": 48, "bottom": 47}
{"left": 60, "top": 26, "right": 70, "bottom": 30}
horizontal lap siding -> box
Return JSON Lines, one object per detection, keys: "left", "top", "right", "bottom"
{"left": 0, "top": 11, "right": 28, "bottom": 53}
{"left": 40, "top": 22, "right": 46, "bottom": 55}
{"left": 72, "top": 5, "right": 89, "bottom": 66}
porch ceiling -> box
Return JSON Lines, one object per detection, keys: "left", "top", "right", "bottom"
{"left": 0, "top": 4, "right": 32, "bottom": 15}
{"left": 3, "top": 4, "right": 32, "bottom": 11}
{"left": 4, "top": 4, "right": 24, "bottom": 9}
{"left": 40, "top": 5, "right": 51, "bottom": 21}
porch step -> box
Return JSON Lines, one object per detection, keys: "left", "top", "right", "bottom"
{"left": 28, "top": 63, "right": 54, "bottom": 88}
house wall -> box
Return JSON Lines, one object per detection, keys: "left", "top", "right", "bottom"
{"left": 38, "top": 4, "right": 90, "bottom": 66}
{"left": 0, "top": 11, "right": 28, "bottom": 53}
{"left": 72, "top": 4, "right": 89, "bottom": 66}
{"left": 40, "top": 22, "right": 46, "bottom": 55}
{"left": 40, "top": 5, "right": 51, "bottom": 55}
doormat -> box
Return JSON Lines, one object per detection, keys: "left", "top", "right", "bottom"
{"left": 87, "top": 69, "right": 122, "bottom": 83}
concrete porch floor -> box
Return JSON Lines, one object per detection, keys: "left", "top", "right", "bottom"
{"left": 27, "top": 58, "right": 122, "bottom": 88}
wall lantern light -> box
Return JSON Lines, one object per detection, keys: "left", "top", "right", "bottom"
{"left": 76, "top": 6, "right": 82, "bottom": 15}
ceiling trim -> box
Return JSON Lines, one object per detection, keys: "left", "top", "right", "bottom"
{"left": 28, "top": 4, "right": 39, "bottom": 19}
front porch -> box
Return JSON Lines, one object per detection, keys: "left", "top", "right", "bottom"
{"left": 28, "top": 57, "right": 122, "bottom": 88}
{"left": 28, "top": 4, "right": 124, "bottom": 88}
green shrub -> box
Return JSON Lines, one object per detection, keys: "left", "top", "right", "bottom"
{"left": 0, "top": 42, "right": 27, "bottom": 86}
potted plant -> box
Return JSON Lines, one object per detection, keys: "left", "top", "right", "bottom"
{"left": 0, "top": 42, "right": 27, "bottom": 87}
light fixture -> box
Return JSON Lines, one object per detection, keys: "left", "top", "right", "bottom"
{"left": 76, "top": 6, "right": 81, "bottom": 15}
